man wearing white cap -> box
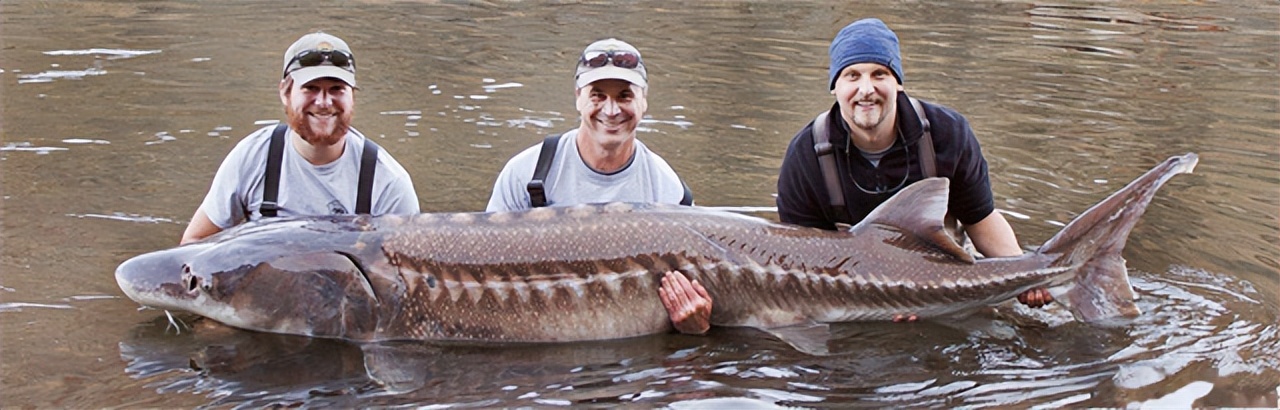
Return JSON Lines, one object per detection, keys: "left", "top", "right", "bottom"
{"left": 485, "top": 38, "right": 712, "bottom": 334}
{"left": 181, "top": 32, "right": 419, "bottom": 244}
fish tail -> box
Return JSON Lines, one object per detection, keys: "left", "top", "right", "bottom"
{"left": 1039, "top": 153, "right": 1198, "bottom": 323}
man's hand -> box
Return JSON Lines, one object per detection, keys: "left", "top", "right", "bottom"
{"left": 1017, "top": 287, "right": 1053, "bottom": 308}
{"left": 658, "top": 271, "right": 713, "bottom": 335}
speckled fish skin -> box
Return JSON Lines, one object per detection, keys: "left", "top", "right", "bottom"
{"left": 116, "top": 154, "right": 1198, "bottom": 342}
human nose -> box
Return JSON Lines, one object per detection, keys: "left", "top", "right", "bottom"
{"left": 601, "top": 97, "right": 620, "bottom": 116}
{"left": 853, "top": 77, "right": 875, "bottom": 97}
{"left": 314, "top": 90, "right": 334, "bottom": 107}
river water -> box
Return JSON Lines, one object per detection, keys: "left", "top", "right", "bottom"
{"left": 1, "top": 1, "right": 1277, "bottom": 408}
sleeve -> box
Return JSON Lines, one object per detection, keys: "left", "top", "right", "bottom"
{"left": 942, "top": 113, "right": 997, "bottom": 226}
{"left": 776, "top": 123, "right": 838, "bottom": 230}
{"left": 373, "top": 155, "right": 420, "bottom": 215}
{"left": 484, "top": 144, "right": 540, "bottom": 212}
{"left": 198, "top": 140, "right": 256, "bottom": 229}
{"left": 641, "top": 146, "right": 692, "bottom": 205}
{"left": 383, "top": 179, "right": 420, "bottom": 214}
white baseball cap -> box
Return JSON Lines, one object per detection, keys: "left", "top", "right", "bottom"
{"left": 574, "top": 38, "right": 647, "bottom": 90}
{"left": 282, "top": 32, "right": 357, "bottom": 88}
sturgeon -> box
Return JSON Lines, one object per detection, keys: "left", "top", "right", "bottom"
{"left": 116, "top": 153, "right": 1198, "bottom": 344}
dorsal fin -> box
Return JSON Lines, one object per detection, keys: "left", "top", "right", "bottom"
{"left": 850, "top": 177, "right": 975, "bottom": 263}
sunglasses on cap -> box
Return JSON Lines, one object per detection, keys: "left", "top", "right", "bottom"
{"left": 284, "top": 49, "right": 356, "bottom": 77}
{"left": 579, "top": 50, "right": 641, "bottom": 69}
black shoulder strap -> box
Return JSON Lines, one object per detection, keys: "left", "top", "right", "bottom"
{"left": 260, "top": 124, "right": 288, "bottom": 218}
{"left": 528, "top": 133, "right": 692, "bottom": 207}
{"left": 811, "top": 111, "right": 851, "bottom": 222}
{"left": 356, "top": 135, "right": 379, "bottom": 215}
{"left": 680, "top": 180, "right": 694, "bottom": 206}
{"left": 527, "top": 134, "right": 562, "bottom": 208}
{"left": 262, "top": 125, "right": 379, "bottom": 217}
{"left": 909, "top": 97, "right": 937, "bottom": 178}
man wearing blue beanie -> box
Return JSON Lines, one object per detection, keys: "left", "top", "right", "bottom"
{"left": 776, "top": 18, "right": 1052, "bottom": 310}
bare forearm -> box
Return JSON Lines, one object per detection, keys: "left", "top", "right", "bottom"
{"left": 180, "top": 208, "right": 222, "bottom": 245}
{"left": 968, "top": 211, "right": 1021, "bottom": 257}
{"left": 969, "top": 211, "right": 1054, "bottom": 307}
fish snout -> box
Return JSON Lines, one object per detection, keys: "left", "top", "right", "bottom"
{"left": 115, "top": 245, "right": 207, "bottom": 305}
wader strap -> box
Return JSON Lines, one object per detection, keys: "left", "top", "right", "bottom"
{"left": 260, "top": 124, "right": 288, "bottom": 218}
{"left": 811, "top": 97, "right": 937, "bottom": 223}
{"left": 680, "top": 180, "right": 694, "bottom": 206}
{"left": 908, "top": 97, "right": 961, "bottom": 241}
{"left": 527, "top": 134, "right": 562, "bottom": 208}
{"left": 356, "top": 136, "right": 379, "bottom": 215}
{"left": 811, "top": 111, "right": 851, "bottom": 222}
{"left": 909, "top": 97, "right": 937, "bottom": 178}
{"left": 527, "top": 133, "right": 693, "bottom": 208}
{"left": 261, "top": 125, "right": 380, "bottom": 218}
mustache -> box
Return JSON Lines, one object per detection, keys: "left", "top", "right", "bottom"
{"left": 285, "top": 107, "right": 353, "bottom": 146}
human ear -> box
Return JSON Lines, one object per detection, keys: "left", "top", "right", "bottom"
{"left": 279, "top": 79, "right": 290, "bottom": 106}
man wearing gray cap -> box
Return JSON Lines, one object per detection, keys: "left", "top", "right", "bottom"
{"left": 181, "top": 32, "right": 419, "bottom": 244}
{"left": 776, "top": 18, "right": 1051, "bottom": 311}
{"left": 485, "top": 38, "right": 712, "bottom": 334}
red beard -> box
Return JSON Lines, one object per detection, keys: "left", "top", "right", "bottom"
{"left": 286, "top": 106, "right": 353, "bottom": 147}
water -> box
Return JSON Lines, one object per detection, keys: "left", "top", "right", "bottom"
{"left": 2, "top": 1, "right": 1277, "bottom": 408}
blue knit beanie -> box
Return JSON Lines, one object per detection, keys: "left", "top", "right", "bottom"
{"left": 828, "top": 18, "right": 903, "bottom": 90}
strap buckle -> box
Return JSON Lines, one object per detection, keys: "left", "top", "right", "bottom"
{"left": 814, "top": 141, "right": 834, "bottom": 156}
{"left": 527, "top": 180, "right": 547, "bottom": 207}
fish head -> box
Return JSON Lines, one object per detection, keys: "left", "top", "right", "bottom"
{"left": 116, "top": 217, "right": 382, "bottom": 338}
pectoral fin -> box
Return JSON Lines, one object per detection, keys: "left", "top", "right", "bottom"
{"left": 762, "top": 322, "right": 835, "bottom": 356}
{"left": 361, "top": 342, "right": 439, "bottom": 394}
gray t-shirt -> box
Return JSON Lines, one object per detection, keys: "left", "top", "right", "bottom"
{"left": 486, "top": 129, "right": 688, "bottom": 212}
{"left": 200, "top": 125, "right": 420, "bottom": 228}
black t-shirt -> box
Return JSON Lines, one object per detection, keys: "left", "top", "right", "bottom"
{"left": 776, "top": 91, "right": 996, "bottom": 230}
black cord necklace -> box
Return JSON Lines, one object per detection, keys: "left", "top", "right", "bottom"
{"left": 846, "top": 128, "right": 911, "bottom": 195}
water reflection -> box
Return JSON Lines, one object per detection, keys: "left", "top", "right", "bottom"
{"left": 120, "top": 315, "right": 706, "bottom": 408}
{"left": 115, "top": 268, "right": 1277, "bottom": 408}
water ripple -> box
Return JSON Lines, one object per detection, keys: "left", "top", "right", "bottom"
{"left": 17, "top": 67, "right": 107, "bottom": 84}
{"left": 66, "top": 212, "right": 177, "bottom": 224}
{"left": 43, "top": 48, "right": 162, "bottom": 59}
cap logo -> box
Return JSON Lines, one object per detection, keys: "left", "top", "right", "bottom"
{"left": 317, "top": 42, "right": 334, "bottom": 51}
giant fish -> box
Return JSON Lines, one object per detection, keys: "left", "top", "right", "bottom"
{"left": 115, "top": 153, "right": 1198, "bottom": 346}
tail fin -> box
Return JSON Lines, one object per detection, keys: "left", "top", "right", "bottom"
{"left": 1039, "top": 153, "right": 1198, "bottom": 323}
